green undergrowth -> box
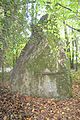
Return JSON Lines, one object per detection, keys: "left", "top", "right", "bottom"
{"left": 71, "top": 70, "right": 80, "bottom": 84}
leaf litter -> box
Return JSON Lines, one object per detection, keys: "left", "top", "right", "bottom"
{"left": 0, "top": 82, "right": 80, "bottom": 120}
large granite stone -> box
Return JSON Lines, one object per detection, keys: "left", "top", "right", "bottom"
{"left": 11, "top": 24, "right": 72, "bottom": 99}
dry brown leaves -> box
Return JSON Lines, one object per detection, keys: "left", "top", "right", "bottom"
{"left": 0, "top": 83, "right": 80, "bottom": 120}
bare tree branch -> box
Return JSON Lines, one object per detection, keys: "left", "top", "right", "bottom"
{"left": 55, "top": 3, "right": 80, "bottom": 20}
{"left": 63, "top": 21, "right": 80, "bottom": 32}
{"left": 56, "top": 3, "right": 73, "bottom": 12}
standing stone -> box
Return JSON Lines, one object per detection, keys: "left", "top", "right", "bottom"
{"left": 11, "top": 24, "right": 72, "bottom": 99}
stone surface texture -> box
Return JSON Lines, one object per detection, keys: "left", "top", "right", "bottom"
{"left": 11, "top": 25, "right": 72, "bottom": 99}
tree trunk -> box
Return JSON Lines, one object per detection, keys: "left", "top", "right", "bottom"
{"left": 64, "top": 21, "right": 71, "bottom": 67}
{"left": 75, "top": 39, "right": 78, "bottom": 71}
{"left": 71, "top": 40, "right": 75, "bottom": 69}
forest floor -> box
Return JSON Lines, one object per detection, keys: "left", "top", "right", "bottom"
{"left": 0, "top": 81, "right": 80, "bottom": 120}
